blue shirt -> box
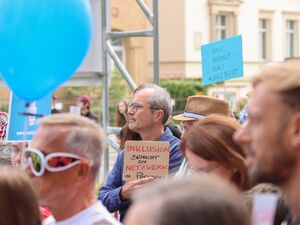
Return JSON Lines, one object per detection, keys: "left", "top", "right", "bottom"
{"left": 98, "top": 128, "right": 183, "bottom": 221}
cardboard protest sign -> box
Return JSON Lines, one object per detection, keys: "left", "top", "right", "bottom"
{"left": 123, "top": 141, "right": 170, "bottom": 181}
{"left": 201, "top": 35, "right": 244, "bottom": 86}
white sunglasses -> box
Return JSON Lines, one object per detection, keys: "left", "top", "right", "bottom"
{"left": 24, "top": 147, "right": 91, "bottom": 176}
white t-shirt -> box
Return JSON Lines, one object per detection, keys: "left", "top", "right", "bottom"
{"left": 55, "top": 202, "right": 121, "bottom": 225}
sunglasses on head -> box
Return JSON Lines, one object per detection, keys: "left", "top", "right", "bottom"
{"left": 24, "top": 147, "right": 91, "bottom": 177}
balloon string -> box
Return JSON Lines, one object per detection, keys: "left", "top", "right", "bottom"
{"left": 20, "top": 102, "right": 30, "bottom": 170}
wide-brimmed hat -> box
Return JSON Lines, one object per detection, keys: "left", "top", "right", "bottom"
{"left": 173, "top": 95, "right": 229, "bottom": 121}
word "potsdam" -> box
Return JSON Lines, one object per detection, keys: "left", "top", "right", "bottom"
{"left": 125, "top": 164, "right": 168, "bottom": 171}
{"left": 127, "top": 145, "right": 169, "bottom": 153}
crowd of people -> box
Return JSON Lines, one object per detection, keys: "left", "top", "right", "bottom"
{"left": 0, "top": 59, "right": 299, "bottom": 225}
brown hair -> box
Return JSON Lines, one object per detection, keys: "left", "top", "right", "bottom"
{"left": 119, "top": 123, "right": 142, "bottom": 150}
{"left": 181, "top": 114, "right": 252, "bottom": 191}
{"left": 0, "top": 167, "right": 41, "bottom": 225}
{"left": 115, "top": 100, "right": 128, "bottom": 127}
{"left": 128, "top": 176, "right": 250, "bottom": 225}
{"left": 253, "top": 59, "right": 300, "bottom": 112}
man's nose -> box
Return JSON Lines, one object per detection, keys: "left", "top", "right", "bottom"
{"left": 127, "top": 107, "right": 134, "bottom": 115}
{"left": 233, "top": 122, "right": 249, "bottom": 146}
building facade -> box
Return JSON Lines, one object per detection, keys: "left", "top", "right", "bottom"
{"left": 150, "top": 0, "right": 300, "bottom": 108}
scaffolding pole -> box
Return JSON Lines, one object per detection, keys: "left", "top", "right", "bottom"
{"left": 102, "top": 0, "right": 159, "bottom": 178}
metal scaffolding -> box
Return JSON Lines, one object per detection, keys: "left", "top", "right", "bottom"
{"left": 0, "top": 0, "right": 160, "bottom": 179}
{"left": 101, "top": 0, "right": 159, "bottom": 177}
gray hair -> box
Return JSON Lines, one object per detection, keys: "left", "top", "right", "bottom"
{"left": 38, "top": 113, "right": 105, "bottom": 180}
{"left": 135, "top": 83, "right": 172, "bottom": 125}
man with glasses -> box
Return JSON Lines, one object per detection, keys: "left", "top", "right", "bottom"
{"left": 25, "top": 113, "right": 120, "bottom": 225}
{"left": 98, "top": 83, "right": 183, "bottom": 221}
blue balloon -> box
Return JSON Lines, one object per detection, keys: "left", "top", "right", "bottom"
{"left": 0, "top": 0, "right": 92, "bottom": 101}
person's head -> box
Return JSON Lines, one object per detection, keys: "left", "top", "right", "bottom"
{"left": 181, "top": 114, "right": 252, "bottom": 191}
{"left": 115, "top": 100, "right": 128, "bottom": 127}
{"left": 173, "top": 95, "right": 230, "bottom": 133}
{"left": 128, "top": 83, "right": 172, "bottom": 134}
{"left": 0, "top": 166, "right": 41, "bottom": 225}
{"left": 10, "top": 142, "right": 28, "bottom": 168}
{"left": 234, "top": 59, "right": 300, "bottom": 186}
{"left": 0, "top": 142, "right": 12, "bottom": 166}
{"left": 0, "top": 111, "right": 8, "bottom": 141}
{"left": 77, "top": 95, "right": 91, "bottom": 112}
{"left": 124, "top": 176, "right": 250, "bottom": 225}
{"left": 118, "top": 100, "right": 128, "bottom": 115}
{"left": 25, "top": 113, "right": 105, "bottom": 208}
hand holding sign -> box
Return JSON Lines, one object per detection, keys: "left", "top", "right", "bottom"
{"left": 120, "top": 177, "right": 155, "bottom": 200}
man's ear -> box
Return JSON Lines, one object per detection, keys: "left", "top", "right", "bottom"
{"left": 290, "top": 112, "right": 300, "bottom": 148}
{"left": 154, "top": 110, "right": 164, "bottom": 122}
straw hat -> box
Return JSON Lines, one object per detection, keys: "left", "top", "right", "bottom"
{"left": 173, "top": 95, "right": 230, "bottom": 121}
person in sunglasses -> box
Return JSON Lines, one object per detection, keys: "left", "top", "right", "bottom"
{"left": 25, "top": 113, "right": 120, "bottom": 225}
{"left": 98, "top": 83, "right": 183, "bottom": 221}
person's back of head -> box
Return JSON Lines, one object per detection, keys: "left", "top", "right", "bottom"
{"left": 0, "top": 166, "right": 41, "bottom": 225}
{"left": 124, "top": 175, "right": 250, "bottom": 225}
{"left": 0, "top": 143, "right": 12, "bottom": 166}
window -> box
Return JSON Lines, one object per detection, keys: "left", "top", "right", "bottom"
{"left": 208, "top": 0, "right": 242, "bottom": 42}
{"left": 259, "top": 19, "right": 270, "bottom": 60}
{"left": 286, "top": 20, "right": 298, "bottom": 58}
{"left": 216, "top": 15, "right": 228, "bottom": 40}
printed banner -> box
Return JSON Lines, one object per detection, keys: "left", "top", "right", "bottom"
{"left": 6, "top": 93, "right": 52, "bottom": 142}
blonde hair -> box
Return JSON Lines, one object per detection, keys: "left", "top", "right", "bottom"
{"left": 39, "top": 113, "right": 105, "bottom": 180}
{"left": 253, "top": 59, "right": 300, "bottom": 111}
{"left": 0, "top": 167, "right": 41, "bottom": 225}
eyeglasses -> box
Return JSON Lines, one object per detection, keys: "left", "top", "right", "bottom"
{"left": 128, "top": 102, "right": 160, "bottom": 114}
{"left": 24, "top": 147, "right": 91, "bottom": 176}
